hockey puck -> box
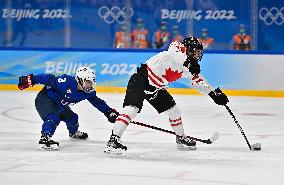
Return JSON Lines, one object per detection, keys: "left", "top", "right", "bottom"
{"left": 251, "top": 143, "right": 261, "bottom": 151}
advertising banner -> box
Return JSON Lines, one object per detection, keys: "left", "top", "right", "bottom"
{"left": 0, "top": 50, "right": 283, "bottom": 91}
{"left": 0, "top": 0, "right": 283, "bottom": 50}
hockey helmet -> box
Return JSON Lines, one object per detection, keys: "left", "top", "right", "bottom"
{"left": 76, "top": 66, "right": 96, "bottom": 93}
{"left": 182, "top": 36, "right": 203, "bottom": 63}
{"left": 167, "top": 41, "right": 187, "bottom": 63}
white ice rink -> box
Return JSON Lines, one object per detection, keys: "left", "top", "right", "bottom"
{"left": 0, "top": 91, "right": 283, "bottom": 185}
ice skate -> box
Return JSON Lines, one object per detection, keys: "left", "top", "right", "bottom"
{"left": 104, "top": 133, "right": 127, "bottom": 155}
{"left": 38, "top": 134, "right": 59, "bottom": 151}
{"left": 69, "top": 131, "right": 88, "bottom": 139}
{"left": 176, "top": 135, "right": 197, "bottom": 150}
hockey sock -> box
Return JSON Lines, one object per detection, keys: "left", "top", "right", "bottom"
{"left": 165, "top": 105, "right": 185, "bottom": 136}
{"left": 112, "top": 106, "right": 139, "bottom": 137}
{"left": 170, "top": 117, "right": 184, "bottom": 136}
{"left": 113, "top": 114, "right": 130, "bottom": 137}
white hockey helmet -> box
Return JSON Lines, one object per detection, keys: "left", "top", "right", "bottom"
{"left": 76, "top": 66, "right": 96, "bottom": 93}
{"left": 167, "top": 41, "right": 187, "bottom": 63}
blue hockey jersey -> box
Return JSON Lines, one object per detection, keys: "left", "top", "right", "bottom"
{"left": 34, "top": 74, "right": 111, "bottom": 113}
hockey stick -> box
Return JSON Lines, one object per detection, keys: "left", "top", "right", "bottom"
{"left": 130, "top": 120, "right": 219, "bottom": 144}
{"left": 224, "top": 105, "right": 261, "bottom": 151}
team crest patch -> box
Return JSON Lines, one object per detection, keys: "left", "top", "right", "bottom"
{"left": 162, "top": 68, "right": 183, "bottom": 82}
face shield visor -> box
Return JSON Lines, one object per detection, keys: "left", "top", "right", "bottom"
{"left": 192, "top": 49, "right": 203, "bottom": 62}
{"left": 77, "top": 78, "right": 96, "bottom": 93}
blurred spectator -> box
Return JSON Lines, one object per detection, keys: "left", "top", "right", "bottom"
{"left": 152, "top": 21, "right": 170, "bottom": 49}
{"left": 231, "top": 24, "right": 251, "bottom": 50}
{"left": 3, "top": 2, "right": 31, "bottom": 47}
{"left": 114, "top": 24, "right": 131, "bottom": 48}
{"left": 171, "top": 25, "right": 183, "bottom": 42}
{"left": 37, "top": 0, "right": 52, "bottom": 30}
{"left": 198, "top": 28, "right": 214, "bottom": 50}
{"left": 132, "top": 18, "right": 149, "bottom": 48}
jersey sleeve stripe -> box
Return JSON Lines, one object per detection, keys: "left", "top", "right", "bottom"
{"left": 192, "top": 75, "right": 199, "bottom": 80}
{"left": 148, "top": 75, "right": 163, "bottom": 87}
{"left": 196, "top": 79, "right": 204, "bottom": 83}
{"left": 147, "top": 66, "right": 164, "bottom": 83}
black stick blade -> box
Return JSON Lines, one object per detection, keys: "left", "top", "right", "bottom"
{"left": 251, "top": 143, "right": 261, "bottom": 151}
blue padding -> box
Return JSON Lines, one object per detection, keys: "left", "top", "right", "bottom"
{"left": 64, "top": 113, "right": 79, "bottom": 135}
{"left": 41, "top": 114, "right": 60, "bottom": 137}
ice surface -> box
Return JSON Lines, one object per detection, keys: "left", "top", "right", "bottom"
{"left": 0, "top": 91, "right": 283, "bottom": 185}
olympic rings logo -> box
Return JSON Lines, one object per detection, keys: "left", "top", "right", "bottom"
{"left": 98, "top": 6, "right": 133, "bottom": 24}
{"left": 259, "top": 7, "right": 284, "bottom": 25}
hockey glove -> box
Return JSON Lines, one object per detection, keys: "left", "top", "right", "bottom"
{"left": 104, "top": 109, "right": 119, "bottom": 123}
{"left": 184, "top": 59, "right": 201, "bottom": 76}
{"left": 18, "top": 74, "right": 35, "bottom": 90}
{"left": 189, "top": 61, "right": 200, "bottom": 76}
{"left": 208, "top": 87, "right": 229, "bottom": 106}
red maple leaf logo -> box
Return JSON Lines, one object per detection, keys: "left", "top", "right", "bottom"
{"left": 162, "top": 68, "right": 183, "bottom": 82}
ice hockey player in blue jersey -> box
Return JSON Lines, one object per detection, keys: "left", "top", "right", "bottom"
{"left": 18, "top": 66, "right": 119, "bottom": 150}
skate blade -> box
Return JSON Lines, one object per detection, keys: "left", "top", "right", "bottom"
{"left": 69, "top": 137, "right": 89, "bottom": 140}
{"left": 177, "top": 144, "right": 197, "bottom": 151}
{"left": 104, "top": 146, "right": 126, "bottom": 155}
{"left": 37, "top": 144, "right": 59, "bottom": 151}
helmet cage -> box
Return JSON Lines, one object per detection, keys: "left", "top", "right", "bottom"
{"left": 77, "top": 77, "right": 96, "bottom": 93}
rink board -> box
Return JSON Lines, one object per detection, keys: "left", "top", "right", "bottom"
{"left": 0, "top": 49, "right": 283, "bottom": 97}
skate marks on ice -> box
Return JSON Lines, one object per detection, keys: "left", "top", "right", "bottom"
{"left": 1, "top": 106, "right": 39, "bottom": 124}
{"left": 0, "top": 137, "right": 268, "bottom": 185}
{"left": 1, "top": 105, "right": 284, "bottom": 154}
{"left": 0, "top": 139, "right": 277, "bottom": 185}
{"left": 0, "top": 103, "right": 274, "bottom": 163}
{"left": 2, "top": 105, "right": 283, "bottom": 145}
{"left": 1, "top": 93, "right": 284, "bottom": 185}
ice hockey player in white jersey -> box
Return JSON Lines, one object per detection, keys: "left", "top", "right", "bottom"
{"left": 105, "top": 36, "right": 229, "bottom": 154}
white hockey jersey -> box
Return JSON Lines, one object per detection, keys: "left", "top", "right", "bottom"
{"left": 146, "top": 50, "right": 213, "bottom": 95}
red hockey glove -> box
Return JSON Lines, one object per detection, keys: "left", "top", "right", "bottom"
{"left": 104, "top": 109, "right": 119, "bottom": 123}
{"left": 208, "top": 87, "right": 229, "bottom": 106}
{"left": 18, "top": 74, "right": 35, "bottom": 90}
